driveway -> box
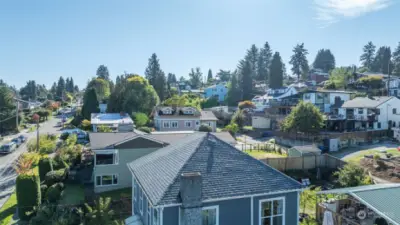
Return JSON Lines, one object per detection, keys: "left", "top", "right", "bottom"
{"left": 0, "top": 118, "right": 61, "bottom": 209}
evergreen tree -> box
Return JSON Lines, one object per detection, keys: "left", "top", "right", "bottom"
{"left": 360, "top": 42, "right": 376, "bottom": 70}
{"left": 167, "top": 73, "right": 177, "bottom": 85}
{"left": 257, "top": 42, "right": 273, "bottom": 81}
{"left": 245, "top": 44, "right": 259, "bottom": 78}
{"left": 216, "top": 70, "right": 231, "bottom": 82}
{"left": 144, "top": 53, "right": 166, "bottom": 101}
{"left": 269, "top": 52, "right": 284, "bottom": 89}
{"left": 19, "top": 80, "right": 37, "bottom": 101}
{"left": 313, "top": 49, "right": 335, "bottom": 72}
{"left": 56, "top": 76, "right": 65, "bottom": 99}
{"left": 373, "top": 46, "right": 392, "bottom": 74}
{"left": 289, "top": 43, "right": 309, "bottom": 81}
{"left": 393, "top": 42, "right": 400, "bottom": 76}
{"left": 50, "top": 82, "right": 57, "bottom": 97}
{"left": 82, "top": 88, "right": 99, "bottom": 120}
{"left": 226, "top": 73, "right": 241, "bottom": 106}
{"left": 207, "top": 69, "right": 213, "bottom": 81}
{"left": 239, "top": 60, "right": 253, "bottom": 100}
{"left": 96, "top": 65, "right": 110, "bottom": 80}
{"left": 189, "top": 67, "right": 202, "bottom": 88}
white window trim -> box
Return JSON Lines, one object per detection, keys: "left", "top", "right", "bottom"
{"left": 171, "top": 121, "right": 178, "bottom": 128}
{"left": 95, "top": 174, "right": 119, "bottom": 187}
{"left": 178, "top": 205, "right": 219, "bottom": 225}
{"left": 148, "top": 201, "right": 152, "bottom": 224}
{"left": 153, "top": 208, "right": 159, "bottom": 225}
{"left": 94, "top": 151, "right": 119, "bottom": 166}
{"left": 133, "top": 179, "right": 137, "bottom": 201}
{"left": 139, "top": 191, "right": 144, "bottom": 215}
{"left": 259, "top": 197, "right": 285, "bottom": 225}
{"left": 163, "top": 121, "right": 170, "bottom": 128}
{"left": 185, "top": 121, "right": 192, "bottom": 128}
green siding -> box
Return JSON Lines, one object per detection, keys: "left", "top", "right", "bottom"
{"left": 94, "top": 148, "right": 160, "bottom": 193}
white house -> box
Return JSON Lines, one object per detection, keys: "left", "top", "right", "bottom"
{"left": 302, "top": 90, "right": 352, "bottom": 113}
{"left": 91, "top": 113, "right": 134, "bottom": 132}
{"left": 252, "top": 85, "right": 298, "bottom": 111}
{"left": 340, "top": 96, "right": 400, "bottom": 131}
{"left": 386, "top": 77, "right": 400, "bottom": 97}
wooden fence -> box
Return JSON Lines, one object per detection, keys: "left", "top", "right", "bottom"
{"left": 260, "top": 154, "right": 346, "bottom": 171}
{"left": 240, "top": 143, "right": 289, "bottom": 154}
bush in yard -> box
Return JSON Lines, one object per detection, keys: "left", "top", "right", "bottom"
{"left": 334, "top": 164, "right": 372, "bottom": 188}
{"left": 45, "top": 169, "right": 66, "bottom": 186}
{"left": 40, "top": 184, "right": 48, "bottom": 196}
{"left": 224, "top": 123, "right": 239, "bottom": 135}
{"left": 132, "top": 112, "right": 149, "bottom": 127}
{"left": 138, "top": 126, "right": 152, "bottom": 134}
{"left": 60, "top": 132, "right": 70, "bottom": 141}
{"left": 39, "top": 157, "right": 53, "bottom": 182}
{"left": 55, "top": 182, "right": 65, "bottom": 191}
{"left": 16, "top": 174, "right": 41, "bottom": 221}
{"left": 46, "top": 185, "right": 61, "bottom": 203}
{"left": 85, "top": 197, "right": 115, "bottom": 225}
{"left": 198, "top": 124, "right": 212, "bottom": 132}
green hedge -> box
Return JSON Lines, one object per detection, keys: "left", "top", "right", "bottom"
{"left": 38, "top": 157, "right": 53, "bottom": 182}
{"left": 16, "top": 174, "right": 41, "bottom": 221}
{"left": 46, "top": 185, "right": 61, "bottom": 203}
{"left": 44, "top": 169, "right": 66, "bottom": 186}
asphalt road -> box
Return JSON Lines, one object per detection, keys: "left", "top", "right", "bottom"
{"left": 0, "top": 117, "right": 61, "bottom": 208}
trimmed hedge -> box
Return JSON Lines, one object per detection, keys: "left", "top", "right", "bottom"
{"left": 44, "top": 169, "right": 66, "bottom": 186}
{"left": 46, "top": 185, "right": 61, "bottom": 203}
{"left": 38, "top": 157, "right": 53, "bottom": 182}
{"left": 16, "top": 174, "right": 41, "bottom": 221}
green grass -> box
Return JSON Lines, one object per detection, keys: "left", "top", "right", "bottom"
{"left": 60, "top": 184, "right": 85, "bottom": 205}
{"left": 27, "top": 126, "right": 37, "bottom": 133}
{"left": 244, "top": 150, "right": 287, "bottom": 159}
{"left": 99, "top": 188, "right": 131, "bottom": 200}
{"left": 344, "top": 148, "right": 400, "bottom": 164}
{"left": 0, "top": 192, "right": 17, "bottom": 225}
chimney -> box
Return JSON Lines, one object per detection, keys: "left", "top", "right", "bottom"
{"left": 180, "top": 172, "right": 202, "bottom": 225}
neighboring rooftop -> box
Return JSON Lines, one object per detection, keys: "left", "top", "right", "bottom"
{"left": 200, "top": 110, "right": 218, "bottom": 121}
{"left": 341, "top": 96, "right": 393, "bottom": 108}
{"left": 128, "top": 133, "right": 302, "bottom": 206}
{"left": 318, "top": 184, "right": 400, "bottom": 225}
{"left": 303, "top": 89, "right": 353, "bottom": 94}
{"left": 155, "top": 106, "right": 201, "bottom": 117}
{"left": 91, "top": 113, "right": 134, "bottom": 125}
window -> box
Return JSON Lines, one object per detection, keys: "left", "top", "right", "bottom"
{"left": 133, "top": 179, "right": 137, "bottom": 201}
{"left": 259, "top": 198, "right": 284, "bottom": 225}
{"left": 148, "top": 201, "right": 152, "bottom": 224}
{"left": 163, "top": 121, "right": 170, "bottom": 128}
{"left": 202, "top": 206, "right": 219, "bottom": 225}
{"left": 139, "top": 190, "right": 143, "bottom": 215}
{"left": 185, "top": 110, "right": 193, "bottom": 114}
{"left": 95, "top": 174, "right": 118, "bottom": 186}
{"left": 393, "top": 121, "right": 396, "bottom": 127}
{"left": 376, "top": 109, "right": 380, "bottom": 115}
{"left": 358, "top": 108, "right": 363, "bottom": 114}
{"left": 378, "top": 122, "right": 381, "bottom": 129}
{"left": 304, "top": 94, "right": 311, "bottom": 100}
{"left": 95, "top": 153, "right": 117, "bottom": 165}
{"left": 393, "top": 108, "right": 397, "bottom": 114}
{"left": 171, "top": 121, "right": 178, "bottom": 128}
{"left": 153, "top": 209, "right": 159, "bottom": 225}
{"left": 185, "top": 121, "right": 192, "bottom": 127}
{"left": 196, "top": 121, "right": 200, "bottom": 125}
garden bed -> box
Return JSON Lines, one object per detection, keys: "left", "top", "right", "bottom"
{"left": 360, "top": 156, "right": 400, "bottom": 183}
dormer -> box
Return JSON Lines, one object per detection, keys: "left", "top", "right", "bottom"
{"left": 182, "top": 107, "right": 195, "bottom": 115}
{"left": 161, "top": 107, "right": 173, "bottom": 115}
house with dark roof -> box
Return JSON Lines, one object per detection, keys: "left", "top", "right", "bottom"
{"left": 153, "top": 106, "right": 218, "bottom": 132}
{"left": 91, "top": 112, "right": 134, "bottom": 132}
{"left": 89, "top": 131, "right": 235, "bottom": 193}
{"left": 126, "top": 133, "right": 303, "bottom": 225}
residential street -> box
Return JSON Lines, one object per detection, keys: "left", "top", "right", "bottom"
{"left": 0, "top": 118, "right": 61, "bottom": 208}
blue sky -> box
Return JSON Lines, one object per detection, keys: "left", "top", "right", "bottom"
{"left": 0, "top": 0, "right": 399, "bottom": 88}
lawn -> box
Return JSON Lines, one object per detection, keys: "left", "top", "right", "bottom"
{"left": 0, "top": 192, "right": 17, "bottom": 225}
{"left": 99, "top": 187, "right": 131, "bottom": 200}
{"left": 60, "top": 184, "right": 85, "bottom": 205}
{"left": 244, "top": 150, "right": 287, "bottom": 159}
{"left": 344, "top": 148, "right": 400, "bottom": 164}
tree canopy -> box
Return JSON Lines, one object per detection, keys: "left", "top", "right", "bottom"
{"left": 145, "top": 53, "right": 167, "bottom": 101}
{"left": 312, "top": 49, "right": 335, "bottom": 72}
{"left": 269, "top": 52, "right": 284, "bottom": 89}
{"left": 225, "top": 73, "right": 241, "bottom": 106}
{"left": 289, "top": 43, "right": 309, "bottom": 81}
{"left": 189, "top": 67, "right": 203, "bottom": 88}
{"left": 82, "top": 88, "right": 99, "bottom": 120}
{"left": 325, "top": 67, "right": 353, "bottom": 89}
{"left": 239, "top": 59, "right": 253, "bottom": 100}
{"left": 360, "top": 41, "right": 376, "bottom": 70}
{"left": 216, "top": 70, "right": 232, "bottom": 82}
{"left": 281, "top": 101, "right": 324, "bottom": 135}
{"left": 207, "top": 69, "right": 213, "bottom": 81}
{"left": 372, "top": 46, "right": 393, "bottom": 74}
{"left": 96, "top": 65, "right": 110, "bottom": 80}
{"left": 393, "top": 42, "right": 400, "bottom": 76}
{"left": 86, "top": 78, "right": 111, "bottom": 103}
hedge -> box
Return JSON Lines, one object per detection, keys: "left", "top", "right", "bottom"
{"left": 46, "top": 185, "right": 61, "bottom": 203}
{"left": 44, "top": 169, "right": 66, "bottom": 186}
{"left": 38, "top": 157, "right": 53, "bottom": 182}
{"left": 16, "top": 174, "right": 41, "bottom": 221}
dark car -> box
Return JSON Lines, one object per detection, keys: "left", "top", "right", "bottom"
{"left": 11, "top": 138, "right": 21, "bottom": 147}
{"left": 18, "top": 135, "right": 27, "bottom": 143}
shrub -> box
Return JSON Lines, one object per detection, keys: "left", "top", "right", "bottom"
{"left": 21, "top": 152, "right": 41, "bottom": 167}
{"left": 373, "top": 154, "right": 381, "bottom": 160}
{"left": 38, "top": 157, "right": 53, "bottom": 182}
{"left": 199, "top": 124, "right": 212, "bottom": 132}
{"left": 60, "top": 132, "right": 70, "bottom": 141}
{"left": 334, "top": 164, "right": 372, "bottom": 187}
{"left": 81, "top": 119, "right": 91, "bottom": 131}
{"left": 27, "top": 134, "right": 57, "bottom": 155}
{"left": 16, "top": 174, "right": 41, "bottom": 221}
{"left": 45, "top": 169, "right": 66, "bottom": 186}
{"left": 224, "top": 123, "right": 239, "bottom": 135}
{"left": 40, "top": 184, "right": 48, "bottom": 195}
{"left": 138, "top": 126, "right": 152, "bottom": 134}
{"left": 55, "top": 182, "right": 64, "bottom": 191}
{"left": 46, "top": 185, "right": 61, "bottom": 203}
{"left": 132, "top": 112, "right": 149, "bottom": 127}
{"left": 238, "top": 100, "right": 256, "bottom": 109}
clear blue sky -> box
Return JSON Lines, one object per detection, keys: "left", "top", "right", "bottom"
{"left": 0, "top": 0, "right": 399, "bottom": 89}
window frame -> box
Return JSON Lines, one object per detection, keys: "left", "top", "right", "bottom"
{"left": 358, "top": 108, "right": 363, "bottom": 114}
{"left": 153, "top": 208, "right": 159, "bottom": 225}
{"left": 185, "top": 121, "right": 192, "bottom": 128}
{"left": 377, "top": 122, "right": 381, "bottom": 129}
{"left": 258, "top": 197, "right": 285, "bottom": 225}
{"left": 393, "top": 108, "right": 397, "bottom": 114}
{"left": 139, "top": 190, "right": 143, "bottom": 215}
{"left": 95, "top": 152, "right": 118, "bottom": 166}
{"left": 147, "top": 200, "right": 152, "bottom": 224}
{"left": 202, "top": 205, "right": 219, "bottom": 225}
{"left": 171, "top": 121, "right": 178, "bottom": 128}
{"left": 95, "top": 174, "right": 119, "bottom": 187}
{"left": 163, "top": 121, "right": 170, "bottom": 128}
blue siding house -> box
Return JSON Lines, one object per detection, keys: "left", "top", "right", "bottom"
{"left": 204, "top": 83, "right": 228, "bottom": 102}
{"left": 126, "top": 133, "right": 303, "bottom": 225}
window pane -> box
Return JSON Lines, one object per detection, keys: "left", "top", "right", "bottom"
{"left": 202, "top": 208, "right": 217, "bottom": 225}
{"left": 96, "top": 154, "right": 114, "bottom": 165}
{"left": 96, "top": 176, "right": 101, "bottom": 186}
{"left": 261, "top": 218, "right": 271, "bottom": 225}
{"left": 272, "top": 216, "right": 283, "bottom": 225}
{"left": 102, "top": 175, "right": 113, "bottom": 185}
{"left": 113, "top": 175, "right": 118, "bottom": 184}
{"left": 273, "top": 200, "right": 283, "bottom": 215}
{"left": 261, "top": 201, "right": 271, "bottom": 217}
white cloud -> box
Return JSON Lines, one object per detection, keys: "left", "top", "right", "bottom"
{"left": 313, "top": 0, "right": 392, "bottom": 27}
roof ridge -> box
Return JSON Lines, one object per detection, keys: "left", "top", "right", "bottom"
{"left": 155, "top": 133, "right": 209, "bottom": 205}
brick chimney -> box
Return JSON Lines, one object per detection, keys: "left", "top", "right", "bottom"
{"left": 180, "top": 172, "right": 202, "bottom": 225}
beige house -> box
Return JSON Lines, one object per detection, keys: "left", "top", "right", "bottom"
{"left": 153, "top": 106, "right": 218, "bottom": 132}
{"left": 89, "top": 131, "right": 235, "bottom": 193}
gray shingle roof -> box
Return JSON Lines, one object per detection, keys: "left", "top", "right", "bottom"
{"left": 128, "top": 133, "right": 302, "bottom": 206}
{"left": 341, "top": 96, "right": 393, "bottom": 108}
{"left": 89, "top": 132, "right": 139, "bottom": 149}
{"left": 200, "top": 111, "right": 218, "bottom": 121}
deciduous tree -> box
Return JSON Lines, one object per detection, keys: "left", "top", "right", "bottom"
{"left": 189, "top": 67, "right": 203, "bottom": 88}
{"left": 86, "top": 78, "right": 111, "bottom": 102}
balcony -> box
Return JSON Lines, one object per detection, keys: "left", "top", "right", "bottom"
{"left": 346, "top": 114, "right": 355, "bottom": 120}
{"left": 327, "top": 114, "right": 345, "bottom": 120}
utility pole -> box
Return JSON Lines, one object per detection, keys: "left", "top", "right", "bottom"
{"left": 388, "top": 61, "right": 391, "bottom": 97}
{"left": 36, "top": 119, "right": 39, "bottom": 152}
{"left": 15, "top": 101, "right": 19, "bottom": 132}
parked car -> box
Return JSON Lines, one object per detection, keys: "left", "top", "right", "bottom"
{"left": 11, "top": 138, "right": 22, "bottom": 147}
{"left": 0, "top": 142, "right": 17, "bottom": 154}
{"left": 18, "top": 135, "right": 27, "bottom": 143}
